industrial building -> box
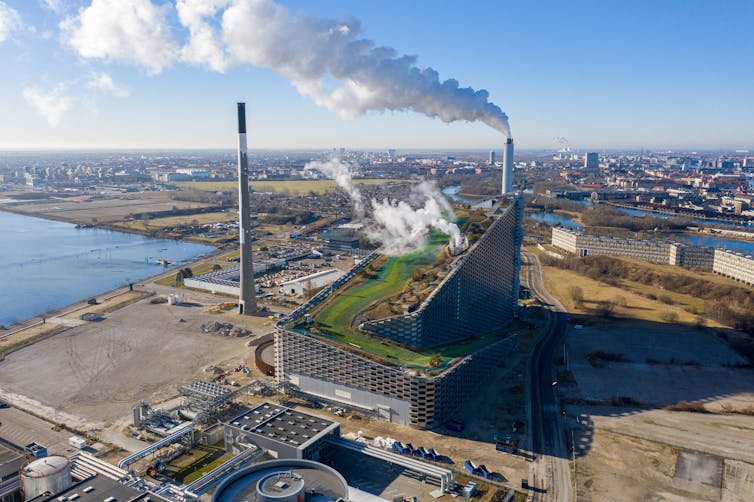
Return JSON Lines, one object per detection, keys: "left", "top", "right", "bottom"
{"left": 360, "top": 199, "right": 523, "bottom": 348}
{"left": 211, "top": 460, "right": 348, "bottom": 502}
{"left": 0, "top": 443, "right": 25, "bottom": 502}
{"left": 280, "top": 269, "right": 344, "bottom": 297}
{"left": 183, "top": 260, "right": 285, "bottom": 296}
{"left": 321, "top": 229, "right": 361, "bottom": 254}
{"left": 274, "top": 195, "right": 524, "bottom": 428}
{"left": 224, "top": 403, "right": 339, "bottom": 461}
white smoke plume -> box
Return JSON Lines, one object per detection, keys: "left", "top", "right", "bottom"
{"left": 304, "top": 158, "right": 364, "bottom": 218}
{"left": 368, "top": 193, "right": 462, "bottom": 256}
{"left": 221, "top": 0, "right": 511, "bottom": 137}
{"left": 306, "top": 158, "right": 461, "bottom": 255}
{"left": 369, "top": 180, "right": 462, "bottom": 255}
{"left": 61, "top": 0, "right": 511, "bottom": 137}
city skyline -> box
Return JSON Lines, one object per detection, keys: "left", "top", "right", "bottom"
{"left": 0, "top": 0, "right": 752, "bottom": 150}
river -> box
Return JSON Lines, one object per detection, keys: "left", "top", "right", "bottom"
{"left": 0, "top": 211, "right": 215, "bottom": 326}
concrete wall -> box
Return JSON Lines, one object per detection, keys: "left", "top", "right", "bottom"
{"left": 289, "top": 373, "right": 412, "bottom": 426}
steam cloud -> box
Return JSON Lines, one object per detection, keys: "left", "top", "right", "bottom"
{"left": 61, "top": 0, "right": 511, "bottom": 137}
{"left": 305, "top": 159, "right": 462, "bottom": 256}
{"left": 305, "top": 159, "right": 364, "bottom": 218}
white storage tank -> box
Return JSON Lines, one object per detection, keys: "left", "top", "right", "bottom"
{"left": 21, "top": 455, "right": 71, "bottom": 500}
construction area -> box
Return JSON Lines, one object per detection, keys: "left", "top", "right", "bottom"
{"left": 0, "top": 284, "right": 275, "bottom": 427}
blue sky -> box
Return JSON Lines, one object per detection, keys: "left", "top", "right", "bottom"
{"left": 0, "top": 0, "right": 752, "bottom": 151}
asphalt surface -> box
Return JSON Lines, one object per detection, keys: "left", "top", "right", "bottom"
{"left": 522, "top": 250, "right": 573, "bottom": 502}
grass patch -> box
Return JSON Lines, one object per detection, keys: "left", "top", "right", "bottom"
{"left": 177, "top": 179, "right": 407, "bottom": 195}
{"left": 536, "top": 257, "right": 718, "bottom": 325}
{"left": 111, "top": 211, "right": 235, "bottom": 231}
{"left": 313, "top": 236, "right": 445, "bottom": 336}
{"left": 664, "top": 400, "right": 709, "bottom": 413}
{"left": 155, "top": 263, "right": 218, "bottom": 286}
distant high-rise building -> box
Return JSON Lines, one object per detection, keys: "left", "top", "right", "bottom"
{"left": 387, "top": 149, "right": 397, "bottom": 161}
{"left": 585, "top": 152, "right": 599, "bottom": 169}
{"left": 489, "top": 150, "right": 496, "bottom": 165}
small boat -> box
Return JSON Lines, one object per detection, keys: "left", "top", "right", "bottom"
{"left": 156, "top": 259, "right": 171, "bottom": 266}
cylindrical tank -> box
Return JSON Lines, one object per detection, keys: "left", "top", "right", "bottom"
{"left": 256, "top": 471, "right": 305, "bottom": 502}
{"left": 21, "top": 455, "right": 71, "bottom": 500}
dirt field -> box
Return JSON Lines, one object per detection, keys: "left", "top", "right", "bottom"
{"left": 556, "top": 316, "right": 754, "bottom": 500}
{"left": 110, "top": 210, "right": 235, "bottom": 231}
{"left": 0, "top": 291, "right": 266, "bottom": 426}
{"left": 564, "top": 319, "right": 753, "bottom": 409}
{"left": 5, "top": 193, "right": 213, "bottom": 224}
{"left": 537, "top": 252, "right": 754, "bottom": 500}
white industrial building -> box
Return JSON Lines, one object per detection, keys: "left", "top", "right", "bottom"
{"left": 280, "top": 269, "right": 344, "bottom": 297}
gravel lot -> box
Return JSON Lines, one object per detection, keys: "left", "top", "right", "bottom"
{"left": 0, "top": 294, "right": 258, "bottom": 426}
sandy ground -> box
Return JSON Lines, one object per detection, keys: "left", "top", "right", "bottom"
{"left": 565, "top": 319, "right": 754, "bottom": 409}
{"left": 557, "top": 318, "right": 754, "bottom": 500}
{"left": 0, "top": 289, "right": 270, "bottom": 427}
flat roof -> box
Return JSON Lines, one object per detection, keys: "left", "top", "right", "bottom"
{"left": 0, "top": 443, "right": 23, "bottom": 466}
{"left": 43, "top": 474, "right": 169, "bottom": 502}
{"left": 227, "top": 403, "right": 337, "bottom": 451}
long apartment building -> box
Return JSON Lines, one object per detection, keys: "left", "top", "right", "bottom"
{"left": 551, "top": 226, "right": 715, "bottom": 270}
{"left": 275, "top": 196, "right": 524, "bottom": 428}
{"left": 713, "top": 249, "right": 754, "bottom": 285}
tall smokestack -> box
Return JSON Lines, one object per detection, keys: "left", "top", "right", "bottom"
{"left": 502, "top": 138, "right": 514, "bottom": 194}
{"left": 237, "top": 102, "right": 256, "bottom": 316}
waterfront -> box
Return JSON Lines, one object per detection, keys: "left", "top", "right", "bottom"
{"left": 526, "top": 210, "right": 584, "bottom": 230}
{"left": 0, "top": 211, "right": 214, "bottom": 326}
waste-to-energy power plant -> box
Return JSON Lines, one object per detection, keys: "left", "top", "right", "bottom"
{"left": 274, "top": 192, "right": 523, "bottom": 428}
{"left": 237, "top": 103, "right": 256, "bottom": 316}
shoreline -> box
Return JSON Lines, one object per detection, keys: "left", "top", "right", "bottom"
{"left": 0, "top": 246, "right": 224, "bottom": 335}
{"left": 0, "top": 207, "right": 223, "bottom": 330}
{"left": 0, "top": 204, "right": 227, "bottom": 246}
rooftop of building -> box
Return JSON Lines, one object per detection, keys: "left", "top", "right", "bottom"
{"left": 0, "top": 442, "right": 23, "bottom": 467}
{"left": 211, "top": 459, "right": 348, "bottom": 502}
{"left": 282, "top": 203, "right": 522, "bottom": 373}
{"left": 227, "top": 403, "right": 338, "bottom": 451}
{"left": 42, "top": 474, "right": 168, "bottom": 502}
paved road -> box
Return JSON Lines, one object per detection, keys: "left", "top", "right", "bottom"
{"left": 522, "top": 250, "right": 573, "bottom": 502}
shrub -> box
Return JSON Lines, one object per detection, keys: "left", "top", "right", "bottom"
{"left": 660, "top": 311, "right": 679, "bottom": 323}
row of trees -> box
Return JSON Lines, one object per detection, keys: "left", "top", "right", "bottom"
{"left": 581, "top": 205, "right": 692, "bottom": 232}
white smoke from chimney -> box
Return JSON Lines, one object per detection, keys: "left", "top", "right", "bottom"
{"left": 305, "top": 158, "right": 462, "bottom": 255}
{"left": 367, "top": 196, "right": 461, "bottom": 256}
{"left": 220, "top": 0, "right": 511, "bottom": 137}
{"left": 304, "top": 158, "right": 364, "bottom": 218}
